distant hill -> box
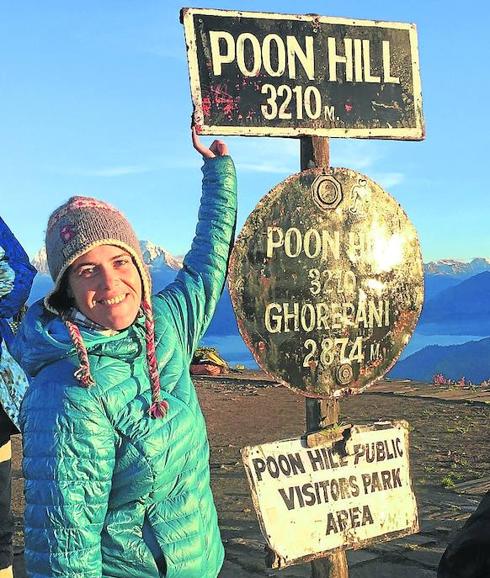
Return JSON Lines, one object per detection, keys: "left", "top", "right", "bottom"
{"left": 424, "top": 258, "right": 490, "bottom": 300}
{"left": 205, "top": 285, "right": 239, "bottom": 336}
{"left": 389, "top": 337, "right": 490, "bottom": 383}
{"left": 418, "top": 271, "right": 490, "bottom": 335}
{"left": 423, "top": 274, "right": 461, "bottom": 301}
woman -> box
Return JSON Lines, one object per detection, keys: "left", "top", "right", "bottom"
{"left": 13, "top": 131, "right": 237, "bottom": 578}
{"left": 0, "top": 217, "right": 36, "bottom": 578}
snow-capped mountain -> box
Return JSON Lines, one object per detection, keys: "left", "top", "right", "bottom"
{"left": 139, "top": 240, "right": 182, "bottom": 271}
{"left": 424, "top": 257, "right": 490, "bottom": 277}
{"left": 31, "top": 247, "right": 49, "bottom": 275}
{"left": 34, "top": 246, "right": 489, "bottom": 282}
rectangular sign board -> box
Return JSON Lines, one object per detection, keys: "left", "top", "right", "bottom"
{"left": 241, "top": 420, "right": 418, "bottom": 568}
{"left": 181, "top": 8, "right": 424, "bottom": 139}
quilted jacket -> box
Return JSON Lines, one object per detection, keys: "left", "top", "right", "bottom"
{"left": 13, "top": 156, "right": 237, "bottom": 578}
{"left": 0, "top": 217, "right": 36, "bottom": 428}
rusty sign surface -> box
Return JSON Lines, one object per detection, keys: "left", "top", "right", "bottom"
{"left": 181, "top": 8, "right": 424, "bottom": 139}
{"left": 229, "top": 168, "right": 424, "bottom": 398}
{"left": 242, "top": 420, "right": 419, "bottom": 568}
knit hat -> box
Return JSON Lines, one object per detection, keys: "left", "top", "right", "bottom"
{"left": 45, "top": 196, "right": 151, "bottom": 310}
{"left": 44, "top": 196, "right": 168, "bottom": 418}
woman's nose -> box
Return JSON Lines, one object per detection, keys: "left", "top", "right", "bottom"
{"left": 99, "top": 266, "right": 119, "bottom": 289}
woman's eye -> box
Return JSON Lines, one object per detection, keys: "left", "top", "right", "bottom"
{"left": 114, "top": 259, "right": 130, "bottom": 268}
{"left": 78, "top": 266, "right": 96, "bottom": 277}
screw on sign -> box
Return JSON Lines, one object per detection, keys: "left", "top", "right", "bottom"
{"left": 228, "top": 167, "right": 424, "bottom": 399}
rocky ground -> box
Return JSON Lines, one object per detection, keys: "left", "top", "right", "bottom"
{"left": 11, "top": 374, "right": 490, "bottom": 577}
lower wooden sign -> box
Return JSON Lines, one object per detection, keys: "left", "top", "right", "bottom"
{"left": 241, "top": 420, "right": 418, "bottom": 568}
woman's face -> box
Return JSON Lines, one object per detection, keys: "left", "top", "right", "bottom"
{"left": 68, "top": 245, "right": 142, "bottom": 330}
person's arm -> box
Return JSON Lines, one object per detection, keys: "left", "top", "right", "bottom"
{"left": 0, "top": 216, "right": 36, "bottom": 318}
{"left": 21, "top": 380, "right": 116, "bottom": 577}
{"left": 153, "top": 129, "right": 237, "bottom": 357}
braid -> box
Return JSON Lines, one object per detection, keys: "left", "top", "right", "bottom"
{"left": 64, "top": 319, "right": 95, "bottom": 387}
{"left": 142, "top": 300, "right": 169, "bottom": 419}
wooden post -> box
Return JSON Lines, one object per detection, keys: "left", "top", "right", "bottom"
{"left": 301, "top": 135, "right": 349, "bottom": 578}
{"left": 306, "top": 398, "right": 349, "bottom": 578}
{"left": 300, "top": 136, "right": 330, "bottom": 171}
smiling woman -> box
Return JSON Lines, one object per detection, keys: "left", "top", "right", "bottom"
{"left": 12, "top": 130, "right": 237, "bottom": 578}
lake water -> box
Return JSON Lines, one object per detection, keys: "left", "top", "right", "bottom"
{"left": 202, "top": 332, "right": 487, "bottom": 369}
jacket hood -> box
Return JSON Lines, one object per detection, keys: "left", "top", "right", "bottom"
{"left": 13, "top": 300, "right": 144, "bottom": 378}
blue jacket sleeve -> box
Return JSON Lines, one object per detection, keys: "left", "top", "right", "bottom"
{"left": 153, "top": 156, "right": 237, "bottom": 357}
{"left": 0, "top": 216, "right": 37, "bottom": 319}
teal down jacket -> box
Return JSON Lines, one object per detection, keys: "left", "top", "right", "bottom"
{"left": 13, "top": 157, "right": 237, "bottom": 578}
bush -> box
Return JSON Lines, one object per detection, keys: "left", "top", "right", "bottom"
{"left": 432, "top": 373, "right": 475, "bottom": 387}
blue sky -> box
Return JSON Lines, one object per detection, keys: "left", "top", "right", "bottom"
{"left": 1, "top": 1, "right": 488, "bottom": 263}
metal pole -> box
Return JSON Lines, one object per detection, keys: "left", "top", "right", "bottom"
{"left": 301, "top": 135, "right": 349, "bottom": 578}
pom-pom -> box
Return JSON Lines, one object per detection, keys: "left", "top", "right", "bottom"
{"left": 74, "top": 365, "right": 95, "bottom": 387}
{"left": 149, "top": 400, "right": 169, "bottom": 419}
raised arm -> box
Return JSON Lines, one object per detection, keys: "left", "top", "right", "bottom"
{"left": 0, "top": 216, "right": 36, "bottom": 319}
{"left": 153, "top": 129, "right": 237, "bottom": 357}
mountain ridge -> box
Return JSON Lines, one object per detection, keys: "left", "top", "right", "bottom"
{"left": 388, "top": 337, "right": 490, "bottom": 383}
{"left": 418, "top": 271, "right": 490, "bottom": 335}
{"left": 424, "top": 257, "right": 490, "bottom": 277}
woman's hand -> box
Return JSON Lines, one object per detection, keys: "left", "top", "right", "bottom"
{"left": 192, "top": 126, "right": 229, "bottom": 159}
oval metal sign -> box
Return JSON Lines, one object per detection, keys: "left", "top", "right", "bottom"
{"left": 229, "top": 168, "right": 424, "bottom": 398}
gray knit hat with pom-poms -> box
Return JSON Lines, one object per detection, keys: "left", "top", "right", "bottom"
{"left": 44, "top": 195, "right": 151, "bottom": 314}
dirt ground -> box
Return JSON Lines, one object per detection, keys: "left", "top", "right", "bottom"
{"left": 10, "top": 375, "right": 490, "bottom": 576}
